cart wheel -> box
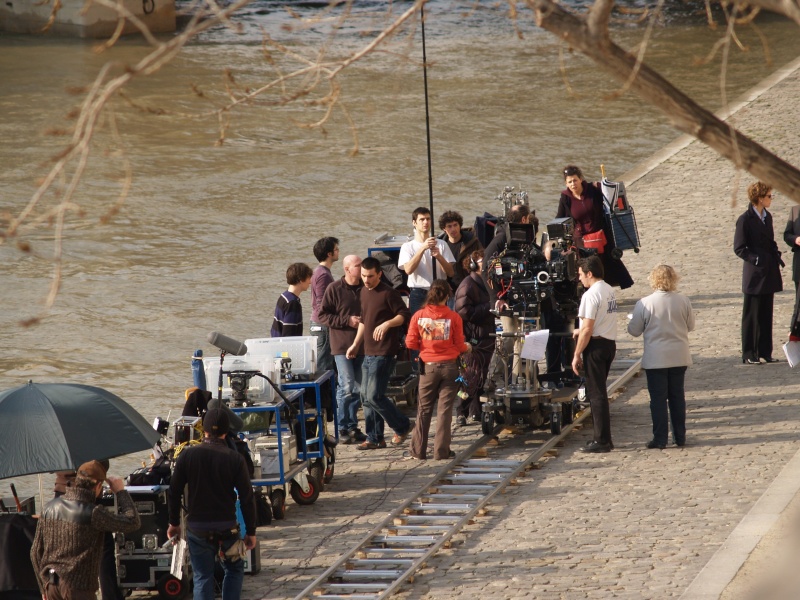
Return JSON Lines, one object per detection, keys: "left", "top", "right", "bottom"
{"left": 481, "top": 410, "right": 495, "bottom": 436}
{"left": 309, "top": 461, "right": 325, "bottom": 493}
{"left": 271, "top": 489, "right": 286, "bottom": 520}
{"left": 550, "top": 410, "right": 562, "bottom": 435}
{"left": 324, "top": 447, "right": 335, "bottom": 484}
{"left": 562, "top": 401, "right": 575, "bottom": 425}
{"left": 157, "top": 574, "right": 188, "bottom": 600}
{"left": 290, "top": 473, "right": 321, "bottom": 506}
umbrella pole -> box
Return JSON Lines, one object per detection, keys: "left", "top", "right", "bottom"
{"left": 38, "top": 474, "right": 45, "bottom": 514}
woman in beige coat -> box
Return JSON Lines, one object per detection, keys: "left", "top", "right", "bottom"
{"left": 628, "top": 265, "right": 695, "bottom": 449}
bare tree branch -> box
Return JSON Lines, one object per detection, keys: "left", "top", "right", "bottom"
{"left": 528, "top": 0, "right": 800, "bottom": 202}
{"left": 586, "top": 0, "right": 614, "bottom": 40}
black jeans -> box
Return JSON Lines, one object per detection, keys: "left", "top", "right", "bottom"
{"left": 741, "top": 292, "right": 774, "bottom": 360}
{"left": 645, "top": 366, "right": 687, "bottom": 446}
{"left": 583, "top": 337, "right": 616, "bottom": 446}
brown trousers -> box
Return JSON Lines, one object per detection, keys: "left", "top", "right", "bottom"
{"left": 410, "top": 361, "right": 459, "bottom": 460}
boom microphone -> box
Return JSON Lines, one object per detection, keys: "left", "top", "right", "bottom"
{"left": 207, "top": 332, "right": 248, "bottom": 356}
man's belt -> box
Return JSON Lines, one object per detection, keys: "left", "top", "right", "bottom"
{"left": 188, "top": 526, "right": 240, "bottom": 542}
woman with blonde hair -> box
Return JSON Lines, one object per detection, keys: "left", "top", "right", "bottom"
{"left": 628, "top": 265, "right": 695, "bottom": 449}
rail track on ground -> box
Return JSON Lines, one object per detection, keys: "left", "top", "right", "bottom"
{"left": 292, "top": 358, "right": 642, "bottom": 600}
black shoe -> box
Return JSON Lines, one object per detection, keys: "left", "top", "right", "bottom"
{"left": 581, "top": 441, "right": 611, "bottom": 453}
{"left": 351, "top": 428, "right": 367, "bottom": 442}
{"left": 646, "top": 439, "right": 666, "bottom": 450}
{"left": 456, "top": 416, "right": 467, "bottom": 427}
{"left": 743, "top": 358, "right": 761, "bottom": 364}
{"left": 674, "top": 439, "right": 686, "bottom": 447}
{"left": 761, "top": 357, "right": 781, "bottom": 363}
{"left": 469, "top": 415, "right": 481, "bottom": 424}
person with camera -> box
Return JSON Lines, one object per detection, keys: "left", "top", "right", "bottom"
{"left": 454, "top": 250, "right": 495, "bottom": 425}
{"left": 167, "top": 409, "right": 256, "bottom": 600}
{"left": 628, "top": 265, "right": 695, "bottom": 449}
{"left": 32, "top": 460, "right": 140, "bottom": 600}
{"left": 481, "top": 204, "right": 545, "bottom": 387}
{"left": 405, "top": 279, "right": 471, "bottom": 460}
{"left": 399, "top": 207, "right": 455, "bottom": 316}
{"left": 734, "top": 180, "right": 784, "bottom": 364}
{"left": 572, "top": 255, "right": 618, "bottom": 453}
{"left": 556, "top": 165, "right": 633, "bottom": 290}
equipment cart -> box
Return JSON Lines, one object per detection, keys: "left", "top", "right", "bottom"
{"left": 281, "top": 369, "right": 338, "bottom": 491}
{"left": 232, "top": 388, "right": 320, "bottom": 520}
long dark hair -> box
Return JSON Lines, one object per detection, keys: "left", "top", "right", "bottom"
{"left": 424, "top": 279, "right": 451, "bottom": 306}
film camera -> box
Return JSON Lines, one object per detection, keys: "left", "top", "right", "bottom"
{"left": 487, "top": 216, "right": 582, "bottom": 320}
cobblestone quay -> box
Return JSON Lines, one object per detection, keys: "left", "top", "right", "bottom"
{"left": 235, "top": 57, "right": 800, "bottom": 600}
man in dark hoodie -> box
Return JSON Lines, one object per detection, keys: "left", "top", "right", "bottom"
{"left": 168, "top": 408, "right": 256, "bottom": 600}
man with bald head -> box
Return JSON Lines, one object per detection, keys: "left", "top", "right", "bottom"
{"left": 319, "top": 254, "right": 368, "bottom": 444}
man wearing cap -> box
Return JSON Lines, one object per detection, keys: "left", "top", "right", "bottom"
{"left": 31, "top": 460, "right": 141, "bottom": 600}
{"left": 168, "top": 408, "right": 256, "bottom": 600}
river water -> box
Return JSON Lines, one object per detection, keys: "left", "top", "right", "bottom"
{"left": 2, "top": 2, "right": 799, "bottom": 500}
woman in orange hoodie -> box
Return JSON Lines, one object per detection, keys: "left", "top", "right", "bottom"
{"left": 405, "top": 279, "right": 471, "bottom": 460}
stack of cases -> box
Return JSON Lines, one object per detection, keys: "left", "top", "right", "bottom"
{"left": 114, "top": 485, "right": 175, "bottom": 590}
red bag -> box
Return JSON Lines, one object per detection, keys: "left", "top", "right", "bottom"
{"left": 583, "top": 230, "right": 607, "bottom": 254}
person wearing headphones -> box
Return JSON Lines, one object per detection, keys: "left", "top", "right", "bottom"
{"left": 454, "top": 249, "right": 495, "bottom": 425}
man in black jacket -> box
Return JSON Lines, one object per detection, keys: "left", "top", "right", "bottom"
{"left": 168, "top": 409, "right": 256, "bottom": 600}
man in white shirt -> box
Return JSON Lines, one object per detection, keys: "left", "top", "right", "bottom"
{"left": 399, "top": 207, "right": 455, "bottom": 316}
{"left": 572, "top": 255, "right": 618, "bottom": 453}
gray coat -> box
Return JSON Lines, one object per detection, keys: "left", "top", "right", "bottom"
{"left": 627, "top": 290, "right": 695, "bottom": 369}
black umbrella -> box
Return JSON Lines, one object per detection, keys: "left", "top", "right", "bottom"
{"left": 0, "top": 381, "right": 161, "bottom": 480}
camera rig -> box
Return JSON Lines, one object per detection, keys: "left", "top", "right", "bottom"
{"left": 482, "top": 206, "right": 585, "bottom": 435}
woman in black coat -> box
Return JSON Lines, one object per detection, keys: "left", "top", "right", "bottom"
{"left": 734, "top": 181, "right": 784, "bottom": 364}
{"left": 555, "top": 165, "right": 633, "bottom": 289}
{"left": 453, "top": 250, "right": 495, "bottom": 425}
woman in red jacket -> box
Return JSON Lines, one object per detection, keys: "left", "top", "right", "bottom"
{"left": 405, "top": 280, "right": 471, "bottom": 460}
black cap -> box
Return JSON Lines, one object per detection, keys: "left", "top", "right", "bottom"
{"left": 203, "top": 407, "right": 230, "bottom": 435}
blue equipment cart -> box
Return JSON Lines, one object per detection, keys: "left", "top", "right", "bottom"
{"left": 281, "top": 369, "right": 338, "bottom": 491}
{"left": 233, "top": 386, "right": 325, "bottom": 520}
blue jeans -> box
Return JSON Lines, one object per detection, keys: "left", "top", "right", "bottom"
{"left": 408, "top": 287, "right": 428, "bottom": 316}
{"left": 361, "top": 355, "right": 411, "bottom": 443}
{"left": 334, "top": 354, "right": 363, "bottom": 433}
{"left": 187, "top": 530, "right": 245, "bottom": 600}
{"left": 645, "top": 367, "right": 687, "bottom": 446}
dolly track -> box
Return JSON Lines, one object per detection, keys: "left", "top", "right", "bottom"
{"left": 292, "top": 358, "right": 642, "bottom": 600}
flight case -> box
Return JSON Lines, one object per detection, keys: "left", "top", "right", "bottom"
{"left": 114, "top": 485, "right": 190, "bottom": 599}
